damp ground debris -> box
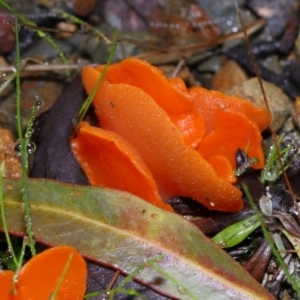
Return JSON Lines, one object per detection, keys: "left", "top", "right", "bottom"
{"left": 1, "top": 0, "right": 300, "bottom": 299}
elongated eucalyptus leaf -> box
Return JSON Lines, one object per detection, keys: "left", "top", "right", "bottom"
{"left": 1, "top": 178, "right": 273, "bottom": 300}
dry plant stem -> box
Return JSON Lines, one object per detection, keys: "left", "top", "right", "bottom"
{"left": 9, "top": 21, "right": 62, "bottom": 33}
{"left": 9, "top": 20, "right": 105, "bottom": 41}
{"left": 73, "top": 30, "right": 117, "bottom": 136}
{"left": 242, "top": 184, "right": 300, "bottom": 297}
{"left": 129, "top": 20, "right": 253, "bottom": 56}
{"left": 171, "top": 58, "right": 185, "bottom": 78}
{"left": 51, "top": 8, "right": 111, "bottom": 45}
{"left": 133, "top": 19, "right": 265, "bottom": 63}
{"left": 118, "top": 37, "right": 188, "bottom": 58}
{"left": 157, "top": 19, "right": 265, "bottom": 53}
{"left": 0, "top": 72, "right": 16, "bottom": 94}
{"left": 107, "top": 270, "right": 120, "bottom": 290}
{"left": 235, "top": 3, "right": 298, "bottom": 212}
{"left": 0, "top": 63, "right": 100, "bottom": 74}
{"left": 0, "top": 1, "right": 69, "bottom": 76}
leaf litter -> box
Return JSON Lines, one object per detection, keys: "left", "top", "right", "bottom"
{"left": 1, "top": 0, "right": 300, "bottom": 299}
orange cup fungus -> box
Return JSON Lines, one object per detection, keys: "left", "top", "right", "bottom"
{"left": 71, "top": 58, "right": 270, "bottom": 212}
{"left": 0, "top": 245, "right": 87, "bottom": 300}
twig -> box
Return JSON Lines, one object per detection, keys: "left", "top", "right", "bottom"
{"left": 0, "top": 63, "right": 99, "bottom": 74}
{"left": 235, "top": 2, "right": 298, "bottom": 213}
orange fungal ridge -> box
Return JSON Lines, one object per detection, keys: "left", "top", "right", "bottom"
{"left": 71, "top": 121, "right": 172, "bottom": 211}
{"left": 72, "top": 57, "right": 270, "bottom": 212}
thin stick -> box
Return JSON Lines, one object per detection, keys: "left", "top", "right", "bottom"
{"left": 242, "top": 184, "right": 300, "bottom": 297}
{"left": 0, "top": 63, "right": 99, "bottom": 74}
{"left": 0, "top": 0, "right": 70, "bottom": 77}
{"left": 235, "top": 3, "right": 298, "bottom": 212}
{"left": 73, "top": 30, "right": 118, "bottom": 134}
{"left": 171, "top": 58, "right": 185, "bottom": 78}
{"left": 107, "top": 270, "right": 120, "bottom": 290}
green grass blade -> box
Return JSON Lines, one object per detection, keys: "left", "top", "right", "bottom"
{"left": 0, "top": 0, "right": 70, "bottom": 76}
{"left": 0, "top": 162, "right": 18, "bottom": 268}
{"left": 14, "top": 16, "right": 36, "bottom": 256}
{"left": 74, "top": 30, "right": 118, "bottom": 131}
{"left": 50, "top": 252, "right": 73, "bottom": 300}
{"left": 53, "top": 8, "right": 111, "bottom": 45}
{"left": 242, "top": 183, "right": 300, "bottom": 297}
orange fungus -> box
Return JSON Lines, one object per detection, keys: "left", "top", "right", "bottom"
{"left": 0, "top": 270, "right": 15, "bottom": 300}
{"left": 72, "top": 58, "right": 270, "bottom": 212}
{"left": 85, "top": 58, "right": 206, "bottom": 148}
{"left": 0, "top": 245, "right": 87, "bottom": 300}
{"left": 197, "top": 110, "right": 265, "bottom": 170}
{"left": 188, "top": 85, "right": 270, "bottom": 134}
{"left": 17, "top": 245, "right": 87, "bottom": 300}
{"left": 71, "top": 121, "right": 172, "bottom": 211}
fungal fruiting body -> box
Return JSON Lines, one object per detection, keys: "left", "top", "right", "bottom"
{"left": 71, "top": 58, "right": 269, "bottom": 212}
{"left": 0, "top": 245, "right": 87, "bottom": 300}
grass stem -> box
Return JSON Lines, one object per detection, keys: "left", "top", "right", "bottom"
{"left": 242, "top": 184, "right": 300, "bottom": 297}
{"left": 0, "top": 162, "right": 18, "bottom": 268}
{"left": 14, "top": 16, "right": 36, "bottom": 256}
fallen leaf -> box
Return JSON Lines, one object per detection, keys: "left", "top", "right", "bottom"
{"left": 273, "top": 210, "right": 300, "bottom": 238}
{"left": 243, "top": 240, "right": 272, "bottom": 282}
{"left": 1, "top": 178, "right": 273, "bottom": 300}
{"left": 282, "top": 229, "right": 300, "bottom": 259}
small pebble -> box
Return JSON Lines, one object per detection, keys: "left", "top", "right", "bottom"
{"left": 225, "top": 78, "right": 294, "bottom": 131}
{"left": 212, "top": 59, "right": 248, "bottom": 91}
